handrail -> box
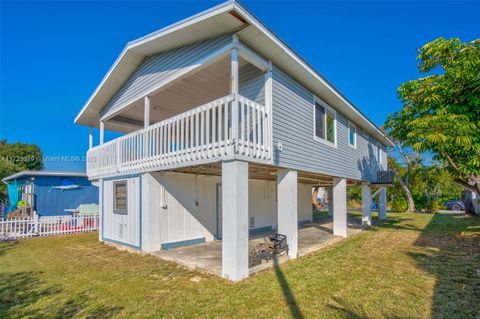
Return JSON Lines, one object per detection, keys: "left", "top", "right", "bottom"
{"left": 86, "top": 94, "right": 270, "bottom": 179}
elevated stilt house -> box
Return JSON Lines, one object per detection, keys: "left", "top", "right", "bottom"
{"left": 75, "top": 1, "right": 394, "bottom": 281}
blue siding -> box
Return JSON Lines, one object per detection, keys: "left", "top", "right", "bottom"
{"left": 33, "top": 176, "right": 98, "bottom": 216}
{"left": 271, "top": 66, "right": 387, "bottom": 182}
{"left": 239, "top": 63, "right": 265, "bottom": 105}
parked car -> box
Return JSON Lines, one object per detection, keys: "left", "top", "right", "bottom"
{"left": 445, "top": 200, "right": 465, "bottom": 211}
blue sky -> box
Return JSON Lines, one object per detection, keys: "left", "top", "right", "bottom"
{"left": 1, "top": 0, "right": 478, "bottom": 171}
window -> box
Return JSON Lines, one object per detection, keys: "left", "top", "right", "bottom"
{"left": 315, "top": 103, "right": 325, "bottom": 139}
{"left": 348, "top": 122, "right": 356, "bottom": 148}
{"left": 314, "top": 99, "right": 336, "bottom": 146}
{"left": 114, "top": 181, "right": 128, "bottom": 214}
{"left": 326, "top": 110, "right": 335, "bottom": 143}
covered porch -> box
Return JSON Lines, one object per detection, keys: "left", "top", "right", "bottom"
{"left": 142, "top": 161, "right": 383, "bottom": 281}
{"left": 153, "top": 213, "right": 363, "bottom": 276}
{"left": 86, "top": 35, "right": 274, "bottom": 180}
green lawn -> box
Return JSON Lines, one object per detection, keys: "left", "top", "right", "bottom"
{"left": 1, "top": 212, "right": 479, "bottom": 318}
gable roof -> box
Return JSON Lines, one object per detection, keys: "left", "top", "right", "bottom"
{"left": 74, "top": 0, "right": 393, "bottom": 146}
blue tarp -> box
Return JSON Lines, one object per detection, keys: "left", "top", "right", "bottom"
{"left": 6, "top": 180, "right": 18, "bottom": 212}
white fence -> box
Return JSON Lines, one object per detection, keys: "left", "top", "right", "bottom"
{"left": 87, "top": 94, "right": 271, "bottom": 179}
{"left": 0, "top": 213, "right": 99, "bottom": 239}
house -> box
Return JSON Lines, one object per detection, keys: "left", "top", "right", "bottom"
{"left": 74, "top": 0, "right": 394, "bottom": 281}
{"left": 2, "top": 171, "right": 99, "bottom": 217}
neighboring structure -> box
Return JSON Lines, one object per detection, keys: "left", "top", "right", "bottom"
{"left": 74, "top": 1, "right": 393, "bottom": 281}
{"left": 2, "top": 171, "right": 99, "bottom": 217}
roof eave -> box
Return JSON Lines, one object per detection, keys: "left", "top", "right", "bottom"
{"left": 231, "top": 2, "right": 394, "bottom": 146}
{"left": 74, "top": 0, "right": 236, "bottom": 126}
{"left": 2, "top": 171, "right": 87, "bottom": 182}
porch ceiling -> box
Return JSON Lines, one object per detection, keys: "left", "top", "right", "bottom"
{"left": 170, "top": 163, "right": 356, "bottom": 187}
{"left": 104, "top": 56, "right": 253, "bottom": 134}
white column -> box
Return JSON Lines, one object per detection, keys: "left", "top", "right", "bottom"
{"left": 99, "top": 121, "right": 105, "bottom": 145}
{"left": 88, "top": 127, "right": 93, "bottom": 149}
{"left": 98, "top": 179, "right": 103, "bottom": 242}
{"left": 264, "top": 61, "right": 273, "bottom": 159}
{"left": 277, "top": 169, "right": 298, "bottom": 258}
{"left": 362, "top": 184, "right": 372, "bottom": 227}
{"left": 231, "top": 47, "right": 239, "bottom": 94}
{"left": 222, "top": 160, "right": 249, "bottom": 281}
{"left": 144, "top": 96, "right": 150, "bottom": 129}
{"left": 230, "top": 46, "right": 239, "bottom": 148}
{"left": 379, "top": 187, "right": 387, "bottom": 220}
{"left": 332, "top": 178, "right": 347, "bottom": 237}
{"left": 327, "top": 186, "right": 333, "bottom": 217}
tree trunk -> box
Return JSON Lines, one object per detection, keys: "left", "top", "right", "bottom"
{"left": 462, "top": 191, "right": 475, "bottom": 215}
{"left": 454, "top": 178, "right": 480, "bottom": 196}
{"left": 397, "top": 174, "right": 416, "bottom": 213}
{"left": 404, "top": 185, "right": 416, "bottom": 213}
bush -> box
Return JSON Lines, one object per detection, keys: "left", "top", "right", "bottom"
{"left": 391, "top": 195, "right": 408, "bottom": 212}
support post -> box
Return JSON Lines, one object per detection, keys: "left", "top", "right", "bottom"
{"left": 277, "top": 169, "right": 298, "bottom": 258}
{"left": 143, "top": 96, "right": 150, "bottom": 158}
{"left": 362, "top": 184, "right": 372, "bottom": 227}
{"left": 379, "top": 187, "right": 387, "bottom": 220}
{"left": 99, "top": 121, "right": 104, "bottom": 145}
{"left": 98, "top": 179, "right": 103, "bottom": 242}
{"left": 144, "top": 96, "right": 150, "bottom": 129}
{"left": 264, "top": 61, "right": 273, "bottom": 160}
{"left": 230, "top": 45, "right": 239, "bottom": 148}
{"left": 88, "top": 127, "right": 93, "bottom": 149}
{"left": 222, "top": 160, "right": 249, "bottom": 281}
{"left": 332, "top": 178, "right": 347, "bottom": 237}
{"left": 327, "top": 186, "right": 333, "bottom": 217}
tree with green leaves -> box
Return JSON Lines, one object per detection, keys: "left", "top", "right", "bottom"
{"left": 387, "top": 155, "right": 462, "bottom": 212}
{"left": 388, "top": 153, "right": 418, "bottom": 213}
{"left": 0, "top": 140, "right": 44, "bottom": 203}
{"left": 410, "top": 162, "right": 463, "bottom": 212}
{"left": 385, "top": 37, "right": 480, "bottom": 195}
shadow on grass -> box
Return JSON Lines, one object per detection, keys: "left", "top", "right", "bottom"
{"left": 0, "top": 271, "right": 122, "bottom": 318}
{"left": 325, "top": 213, "right": 479, "bottom": 318}
{"left": 0, "top": 241, "right": 18, "bottom": 256}
{"left": 326, "top": 297, "right": 370, "bottom": 319}
{"left": 327, "top": 297, "right": 406, "bottom": 319}
{"left": 374, "top": 216, "right": 424, "bottom": 232}
{"left": 272, "top": 255, "right": 304, "bottom": 319}
{"left": 408, "top": 213, "right": 480, "bottom": 318}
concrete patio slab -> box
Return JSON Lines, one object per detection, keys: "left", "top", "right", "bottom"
{"left": 153, "top": 215, "right": 363, "bottom": 277}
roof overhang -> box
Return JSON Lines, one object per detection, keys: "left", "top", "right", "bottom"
{"left": 2, "top": 171, "right": 87, "bottom": 183}
{"left": 74, "top": 0, "right": 394, "bottom": 146}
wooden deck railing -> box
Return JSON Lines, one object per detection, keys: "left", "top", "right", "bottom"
{"left": 87, "top": 94, "right": 271, "bottom": 179}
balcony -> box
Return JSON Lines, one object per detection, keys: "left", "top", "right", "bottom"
{"left": 86, "top": 94, "right": 271, "bottom": 179}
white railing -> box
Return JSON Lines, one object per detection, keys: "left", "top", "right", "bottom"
{"left": 87, "top": 94, "right": 271, "bottom": 179}
{"left": 0, "top": 213, "right": 99, "bottom": 239}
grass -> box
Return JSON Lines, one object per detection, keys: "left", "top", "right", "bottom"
{"left": 1, "top": 212, "right": 479, "bottom": 318}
